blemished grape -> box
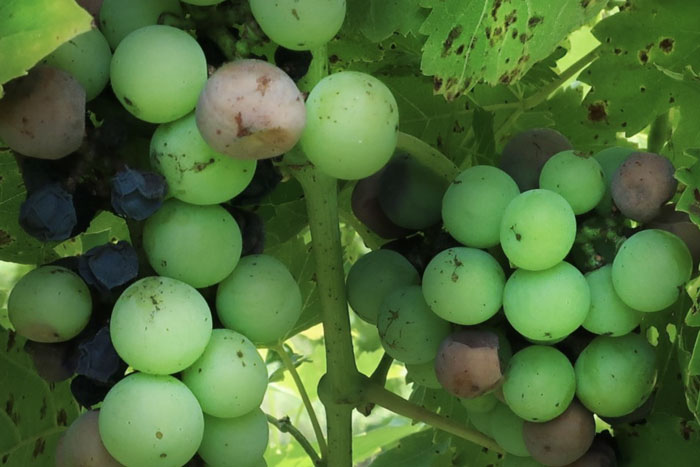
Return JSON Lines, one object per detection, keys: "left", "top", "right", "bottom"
{"left": 648, "top": 204, "right": 700, "bottom": 272}
{"left": 110, "top": 168, "right": 168, "bottom": 221}
{"left": 346, "top": 249, "right": 420, "bottom": 325}
{"left": 198, "top": 409, "right": 269, "bottom": 467}
{"left": 99, "top": 0, "right": 183, "bottom": 49}
{"left": 78, "top": 241, "right": 139, "bottom": 292}
{"left": 523, "top": 401, "right": 596, "bottom": 467}
{"left": 181, "top": 329, "right": 268, "bottom": 418}
{"left": 575, "top": 333, "right": 656, "bottom": 417}
{"left": 503, "top": 262, "right": 590, "bottom": 342}
{"left": 611, "top": 229, "right": 692, "bottom": 312}
{"left": 0, "top": 66, "right": 85, "bottom": 159}
{"left": 583, "top": 265, "right": 642, "bottom": 336}
{"left": 376, "top": 285, "right": 452, "bottom": 364}
{"left": 216, "top": 254, "right": 302, "bottom": 346}
{"left": 98, "top": 373, "right": 204, "bottom": 467}
{"left": 498, "top": 128, "right": 573, "bottom": 191}
{"left": 195, "top": 59, "right": 306, "bottom": 160}
{"left": 611, "top": 152, "right": 677, "bottom": 222}
{"left": 19, "top": 182, "right": 77, "bottom": 241}
{"left": 593, "top": 146, "right": 635, "bottom": 214}
{"left": 76, "top": 326, "right": 124, "bottom": 385}
{"left": 143, "top": 199, "right": 243, "bottom": 288}
{"left": 434, "top": 329, "right": 504, "bottom": 398}
{"left": 70, "top": 375, "right": 113, "bottom": 409}
{"left": 377, "top": 154, "right": 448, "bottom": 230}
{"left": 55, "top": 411, "right": 122, "bottom": 467}
{"left": 151, "top": 113, "right": 256, "bottom": 205}
{"left": 351, "top": 169, "right": 412, "bottom": 239}
{"left": 110, "top": 276, "right": 212, "bottom": 374}
{"left": 41, "top": 28, "right": 112, "bottom": 101}
{"left": 490, "top": 403, "right": 530, "bottom": 457}
{"left": 539, "top": 150, "right": 606, "bottom": 215}
{"left": 442, "top": 165, "right": 520, "bottom": 248}
{"left": 8, "top": 266, "right": 91, "bottom": 343}
{"left": 460, "top": 392, "right": 498, "bottom": 413}
{"left": 500, "top": 189, "right": 577, "bottom": 271}
{"left": 422, "top": 247, "right": 505, "bottom": 325}
{"left": 249, "top": 0, "right": 346, "bottom": 51}
{"left": 301, "top": 71, "right": 399, "bottom": 180}
{"left": 110, "top": 25, "right": 207, "bottom": 123}
{"left": 24, "top": 340, "right": 77, "bottom": 383}
{"left": 405, "top": 360, "right": 441, "bottom": 389}
{"left": 503, "top": 345, "right": 576, "bottom": 422}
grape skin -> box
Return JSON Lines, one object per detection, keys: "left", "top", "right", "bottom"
{"left": 539, "top": 150, "right": 606, "bottom": 215}
{"left": 99, "top": 0, "right": 183, "bottom": 49}
{"left": 198, "top": 409, "right": 269, "bottom": 467}
{"left": 55, "top": 411, "right": 122, "bottom": 467}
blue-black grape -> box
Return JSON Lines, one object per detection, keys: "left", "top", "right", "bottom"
{"left": 19, "top": 182, "right": 77, "bottom": 241}
{"left": 232, "top": 159, "right": 282, "bottom": 205}
{"left": 70, "top": 375, "right": 113, "bottom": 409}
{"left": 78, "top": 241, "right": 139, "bottom": 291}
{"left": 274, "top": 46, "right": 313, "bottom": 82}
{"left": 76, "top": 326, "right": 126, "bottom": 384}
{"left": 24, "top": 340, "right": 78, "bottom": 383}
{"left": 225, "top": 207, "right": 265, "bottom": 256}
{"left": 351, "top": 168, "right": 413, "bottom": 239}
{"left": 111, "top": 167, "right": 168, "bottom": 220}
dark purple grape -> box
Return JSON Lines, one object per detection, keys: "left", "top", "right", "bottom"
{"left": 226, "top": 207, "right": 265, "bottom": 256}
{"left": 498, "top": 128, "right": 573, "bottom": 191}
{"left": 648, "top": 205, "right": 700, "bottom": 271}
{"left": 0, "top": 66, "right": 85, "bottom": 159}
{"left": 274, "top": 46, "right": 313, "bottom": 82}
{"left": 232, "top": 159, "right": 282, "bottom": 205}
{"left": 76, "top": 0, "right": 103, "bottom": 18}
{"left": 55, "top": 411, "right": 122, "bottom": 467}
{"left": 381, "top": 230, "right": 461, "bottom": 275}
{"left": 111, "top": 167, "right": 167, "bottom": 220}
{"left": 523, "top": 401, "right": 596, "bottom": 466}
{"left": 19, "top": 182, "right": 77, "bottom": 241}
{"left": 611, "top": 152, "right": 677, "bottom": 223}
{"left": 351, "top": 169, "right": 413, "bottom": 239}
{"left": 70, "top": 375, "right": 112, "bottom": 408}
{"left": 564, "top": 434, "right": 618, "bottom": 467}
{"left": 434, "top": 329, "right": 504, "bottom": 398}
{"left": 24, "top": 340, "right": 78, "bottom": 383}
{"left": 75, "top": 326, "right": 125, "bottom": 384}
{"left": 78, "top": 241, "right": 139, "bottom": 292}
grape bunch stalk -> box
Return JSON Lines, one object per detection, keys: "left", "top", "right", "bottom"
{"left": 1, "top": 1, "right": 700, "bottom": 467}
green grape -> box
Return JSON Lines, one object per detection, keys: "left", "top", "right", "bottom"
{"left": 110, "top": 25, "right": 207, "bottom": 123}
{"left": 150, "top": 112, "right": 256, "bottom": 205}
{"left": 500, "top": 189, "right": 576, "bottom": 271}
{"left": 376, "top": 285, "right": 452, "bottom": 364}
{"left": 8, "top": 266, "right": 91, "bottom": 343}
{"left": 575, "top": 333, "right": 657, "bottom": 417}
{"left": 593, "top": 146, "right": 636, "bottom": 214}
{"left": 249, "top": 0, "right": 346, "bottom": 51}
{"left": 612, "top": 229, "right": 692, "bottom": 312}
{"left": 539, "top": 150, "right": 606, "bottom": 214}
{"left": 301, "top": 71, "right": 398, "bottom": 180}
{"left": 422, "top": 247, "right": 505, "bottom": 325}
{"left": 503, "top": 345, "right": 576, "bottom": 422}
{"left": 442, "top": 165, "right": 520, "bottom": 248}
{"left": 405, "top": 360, "right": 441, "bottom": 389}
{"left": 460, "top": 392, "right": 498, "bottom": 413}
{"left": 346, "top": 249, "right": 419, "bottom": 324}
{"left": 467, "top": 405, "right": 496, "bottom": 437}
{"left": 182, "top": 0, "right": 225, "bottom": 4}
{"left": 584, "top": 265, "right": 643, "bottom": 336}
{"left": 490, "top": 403, "right": 530, "bottom": 457}
{"left": 99, "top": 373, "right": 204, "bottom": 467}
{"left": 216, "top": 254, "right": 302, "bottom": 346}
{"left": 99, "top": 0, "right": 183, "bottom": 49}
{"left": 503, "top": 261, "right": 590, "bottom": 342}
{"left": 110, "top": 276, "right": 212, "bottom": 374}
{"left": 181, "top": 329, "right": 268, "bottom": 418}
{"left": 41, "top": 28, "right": 111, "bottom": 101}
{"left": 198, "top": 409, "right": 269, "bottom": 467}
{"left": 143, "top": 199, "right": 242, "bottom": 288}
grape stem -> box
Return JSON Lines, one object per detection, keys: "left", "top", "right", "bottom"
{"left": 358, "top": 353, "right": 394, "bottom": 416}
{"left": 266, "top": 414, "right": 324, "bottom": 466}
{"left": 396, "top": 131, "right": 461, "bottom": 181}
{"left": 272, "top": 343, "right": 328, "bottom": 458}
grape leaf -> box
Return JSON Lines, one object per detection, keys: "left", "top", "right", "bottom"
{"left": 358, "top": 0, "right": 427, "bottom": 43}
{"left": 676, "top": 149, "right": 700, "bottom": 224}
{"left": 370, "top": 429, "right": 454, "bottom": 467}
{"left": 53, "top": 211, "right": 131, "bottom": 258}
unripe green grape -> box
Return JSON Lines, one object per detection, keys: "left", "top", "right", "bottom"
{"left": 503, "top": 346, "right": 576, "bottom": 422}
{"left": 460, "top": 392, "right": 498, "bottom": 413}
{"left": 182, "top": 0, "right": 225, "bottom": 4}
{"left": 143, "top": 199, "right": 243, "bottom": 288}
{"left": 584, "top": 265, "right": 642, "bottom": 336}
{"left": 422, "top": 247, "right": 505, "bottom": 325}
{"left": 250, "top": 0, "right": 346, "bottom": 51}
{"left": 442, "top": 165, "right": 520, "bottom": 248}
{"left": 198, "top": 409, "right": 269, "bottom": 467}
{"left": 405, "top": 360, "right": 441, "bottom": 389}
{"left": 376, "top": 285, "right": 452, "bottom": 364}
{"left": 575, "top": 333, "right": 657, "bottom": 417}
{"left": 503, "top": 262, "right": 590, "bottom": 342}
{"left": 99, "top": 0, "right": 183, "bottom": 49}
{"left": 110, "top": 25, "right": 207, "bottom": 123}
{"left": 216, "top": 255, "right": 302, "bottom": 346}
{"left": 612, "top": 229, "right": 692, "bottom": 312}
{"left": 467, "top": 405, "right": 496, "bottom": 437}
{"left": 181, "top": 329, "right": 268, "bottom": 418}
{"left": 539, "top": 150, "right": 606, "bottom": 214}
{"left": 301, "top": 71, "right": 398, "bottom": 180}
{"left": 346, "top": 249, "right": 419, "bottom": 324}
{"left": 490, "top": 403, "right": 530, "bottom": 457}
{"left": 500, "top": 189, "right": 576, "bottom": 271}
{"left": 150, "top": 112, "right": 256, "bottom": 205}
{"left": 8, "top": 266, "right": 91, "bottom": 343}
{"left": 98, "top": 373, "right": 204, "bottom": 467}
{"left": 110, "top": 276, "right": 212, "bottom": 374}
{"left": 593, "top": 146, "right": 635, "bottom": 214}
{"left": 41, "top": 28, "right": 111, "bottom": 101}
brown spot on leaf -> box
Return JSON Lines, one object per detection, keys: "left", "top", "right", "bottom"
{"left": 442, "top": 26, "right": 463, "bottom": 56}
{"left": 528, "top": 16, "right": 543, "bottom": 27}
{"left": 587, "top": 101, "right": 607, "bottom": 122}
{"left": 32, "top": 438, "right": 45, "bottom": 457}
{"left": 56, "top": 409, "right": 68, "bottom": 426}
{"left": 659, "top": 37, "right": 674, "bottom": 53}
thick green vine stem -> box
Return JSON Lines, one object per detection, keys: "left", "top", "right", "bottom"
{"left": 266, "top": 414, "right": 323, "bottom": 466}
{"left": 396, "top": 131, "right": 461, "bottom": 182}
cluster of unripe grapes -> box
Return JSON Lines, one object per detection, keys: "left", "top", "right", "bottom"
{"left": 347, "top": 128, "right": 696, "bottom": 466}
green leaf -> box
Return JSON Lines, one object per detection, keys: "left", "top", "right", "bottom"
{"left": 420, "top": 0, "right": 606, "bottom": 99}
{"left": 370, "top": 429, "right": 454, "bottom": 467}
{"left": 676, "top": 149, "right": 700, "bottom": 224}
{"left": 0, "top": 0, "right": 93, "bottom": 96}
{"left": 53, "top": 211, "right": 131, "bottom": 258}
{"left": 358, "top": 0, "right": 427, "bottom": 43}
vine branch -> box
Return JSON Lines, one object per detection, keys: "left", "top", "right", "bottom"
{"left": 266, "top": 414, "right": 323, "bottom": 466}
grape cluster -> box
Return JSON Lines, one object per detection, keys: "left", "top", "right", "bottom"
{"left": 347, "top": 129, "right": 693, "bottom": 466}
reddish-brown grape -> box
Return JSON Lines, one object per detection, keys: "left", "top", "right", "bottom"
{"left": 55, "top": 411, "right": 123, "bottom": 467}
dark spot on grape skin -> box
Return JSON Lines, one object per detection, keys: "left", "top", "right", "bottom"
{"left": 156, "top": 431, "right": 163, "bottom": 439}
{"left": 160, "top": 453, "right": 167, "bottom": 458}
{"left": 237, "top": 350, "right": 244, "bottom": 358}
{"left": 291, "top": 8, "right": 299, "bottom": 20}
